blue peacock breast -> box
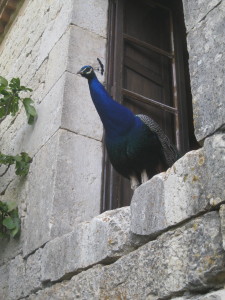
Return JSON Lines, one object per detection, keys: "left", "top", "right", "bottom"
{"left": 105, "top": 123, "right": 161, "bottom": 178}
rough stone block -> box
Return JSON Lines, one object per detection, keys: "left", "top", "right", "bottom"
{"left": 8, "top": 255, "right": 25, "bottom": 299}
{"left": 131, "top": 133, "right": 225, "bottom": 236}
{"left": 67, "top": 25, "right": 106, "bottom": 77}
{"left": 41, "top": 207, "right": 145, "bottom": 282}
{"left": 23, "top": 129, "right": 102, "bottom": 256}
{"left": 204, "top": 133, "right": 225, "bottom": 204}
{"left": 195, "top": 289, "right": 225, "bottom": 300}
{"left": 50, "top": 130, "right": 102, "bottom": 238}
{"left": 0, "top": 165, "right": 17, "bottom": 196}
{"left": 28, "top": 265, "right": 103, "bottom": 300}
{"left": 0, "top": 264, "right": 9, "bottom": 300}
{"left": 27, "top": 212, "right": 225, "bottom": 300}
{"left": 0, "top": 66, "right": 67, "bottom": 161}
{"left": 42, "top": 28, "right": 71, "bottom": 99}
{"left": 0, "top": 178, "right": 28, "bottom": 266}
{"left": 22, "top": 132, "right": 59, "bottom": 256}
{"left": 173, "top": 289, "right": 225, "bottom": 299}
{"left": 100, "top": 212, "right": 225, "bottom": 299}
{"left": 61, "top": 72, "right": 103, "bottom": 141}
{"left": 219, "top": 204, "right": 225, "bottom": 250}
{"left": 8, "top": 250, "right": 42, "bottom": 300}
{"left": 20, "top": 73, "right": 65, "bottom": 156}
{"left": 0, "top": 72, "right": 65, "bottom": 163}
{"left": 0, "top": 0, "right": 71, "bottom": 95}
{"left": 182, "top": 0, "right": 221, "bottom": 32}
{"left": 187, "top": 1, "right": 225, "bottom": 141}
{"left": 37, "top": 0, "right": 73, "bottom": 65}
{"left": 25, "top": 249, "right": 43, "bottom": 297}
{"left": 72, "top": 0, "right": 108, "bottom": 37}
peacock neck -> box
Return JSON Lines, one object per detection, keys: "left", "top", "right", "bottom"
{"left": 88, "top": 76, "right": 135, "bottom": 138}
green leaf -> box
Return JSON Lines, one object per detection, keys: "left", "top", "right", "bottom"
{"left": 15, "top": 152, "right": 32, "bottom": 176}
{"left": 21, "top": 86, "right": 33, "bottom": 92}
{"left": 0, "top": 76, "right": 8, "bottom": 87}
{"left": 3, "top": 216, "right": 16, "bottom": 230}
{"left": 7, "top": 202, "right": 17, "bottom": 212}
{"left": 22, "top": 98, "right": 37, "bottom": 124}
{"left": 0, "top": 231, "right": 6, "bottom": 239}
{"left": 9, "top": 77, "right": 20, "bottom": 90}
{"left": 0, "top": 153, "right": 15, "bottom": 165}
{"left": 10, "top": 226, "right": 20, "bottom": 238}
{"left": 0, "top": 201, "right": 8, "bottom": 213}
{"left": 0, "top": 202, "right": 20, "bottom": 238}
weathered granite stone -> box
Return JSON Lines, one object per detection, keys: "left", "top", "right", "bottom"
{"left": 131, "top": 133, "right": 225, "bottom": 236}
{"left": 219, "top": 204, "right": 225, "bottom": 250}
{"left": 61, "top": 72, "right": 103, "bottom": 141}
{"left": 195, "top": 289, "right": 225, "bottom": 300}
{"left": 23, "top": 129, "right": 102, "bottom": 257}
{"left": 8, "top": 255, "right": 25, "bottom": 299}
{"left": 67, "top": 25, "right": 106, "bottom": 78}
{"left": 0, "top": 264, "right": 9, "bottom": 299}
{"left": 22, "top": 132, "right": 59, "bottom": 257}
{"left": 27, "top": 212, "right": 225, "bottom": 300}
{"left": 173, "top": 288, "right": 225, "bottom": 299}
{"left": 49, "top": 130, "right": 102, "bottom": 239}
{"left": 0, "top": 33, "right": 70, "bottom": 158}
{"left": 204, "top": 133, "right": 225, "bottom": 205}
{"left": 37, "top": 0, "right": 73, "bottom": 65}
{"left": 8, "top": 250, "right": 42, "bottom": 300}
{"left": 100, "top": 212, "right": 225, "bottom": 299}
{"left": 41, "top": 207, "right": 145, "bottom": 282}
{"left": 186, "top": 1, "right": 225, "bottom": 141}
{"left": 72, "top": 0, "right": 108, "bottom": 37}
{"left": 28, "top": 265, "right": 103, "bottom": 300}
{"left": 14, "top": 72, "right": 65, "bottom": 157}
{"left": 182, "top": 0, "right": 222, "bottom": 32}
{"left": 24, "top": 249, "right": 43, "bottom": 297}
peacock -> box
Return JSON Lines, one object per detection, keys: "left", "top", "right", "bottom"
{"left": 77, "top": 59, "right": 179, "bottom": 189}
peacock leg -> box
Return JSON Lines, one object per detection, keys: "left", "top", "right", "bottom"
{"left": 130, "top": 175, "right": 140, "bottom": 190}
{"left": 141, "top": 169, "right": 149, "bottom": 184}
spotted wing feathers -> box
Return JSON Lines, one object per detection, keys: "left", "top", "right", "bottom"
{"left": 137, "top": 114, "right": 179, "bottom": 167}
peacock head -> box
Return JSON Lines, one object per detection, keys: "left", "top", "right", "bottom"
{"left": 77, "top": 58, "right": 104, "bottom": 80}
{"left": 77, "top": 65, "right": 95, "bottom": 80}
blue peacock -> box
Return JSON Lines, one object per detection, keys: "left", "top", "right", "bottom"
{"left": 77, "top": 59, "right": 179, "bottom": 189}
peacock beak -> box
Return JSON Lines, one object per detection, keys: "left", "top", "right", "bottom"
{"left": 77, "top": 69, "right": 82, "bottom": 75}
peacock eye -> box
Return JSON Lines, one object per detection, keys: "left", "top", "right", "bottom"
{"left": 85, "top": 67, "right": 92, "bottom": 74}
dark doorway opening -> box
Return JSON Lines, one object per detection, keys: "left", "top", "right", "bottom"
{"left": 101, "top": 0, "right": 198, "bottom": 212}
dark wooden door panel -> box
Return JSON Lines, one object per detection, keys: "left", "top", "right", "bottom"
{"left": 124, "top": 0, "right": 171, "bottom": 52}
{"left": 101, "top": 0, "right": 198, "bottom": 211}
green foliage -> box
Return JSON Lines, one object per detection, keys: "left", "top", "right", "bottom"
{"left": 0, "top": 201, "right": 20, "bottom": 238}
{"left": 0, "top": 76, "right": 37, "bottom": 239}
{"left": 0, "top": 152, "right": 32, "bottom": 176}
{"left": 0, "top": 76, "right": 36, "bottom": 124}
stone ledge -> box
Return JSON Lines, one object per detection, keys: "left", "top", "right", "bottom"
{"left": 131, "top": 133, "right": 225, "bottom": 236}
{"left": 174, "top": 288, "right": 225, "bottom": 299}
{"left": 41, "top": 206, "right": 145, "bottom": 282}
{"left": 1, "top": 207, "right": 146, "bottom": 299}
{"left": 26, "top": 212, "right": 225, "bottom": 300}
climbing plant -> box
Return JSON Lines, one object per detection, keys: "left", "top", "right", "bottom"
{"left": 0, "top": 75, "right": 37, "bottom": 238}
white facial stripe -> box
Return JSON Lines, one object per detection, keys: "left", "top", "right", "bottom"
{"left": 83, "top": 67, "right": 92, "bottom": 74}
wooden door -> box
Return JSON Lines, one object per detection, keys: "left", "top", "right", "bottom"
{"left": 101, "top": 0, "right": 198, "bottom": 211}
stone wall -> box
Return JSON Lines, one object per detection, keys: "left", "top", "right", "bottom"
{"left": 0, "top": 0, "right": 107, "bottom": 286}
{"left": 1, "top": 0, "right": 225, "bottom": 299}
